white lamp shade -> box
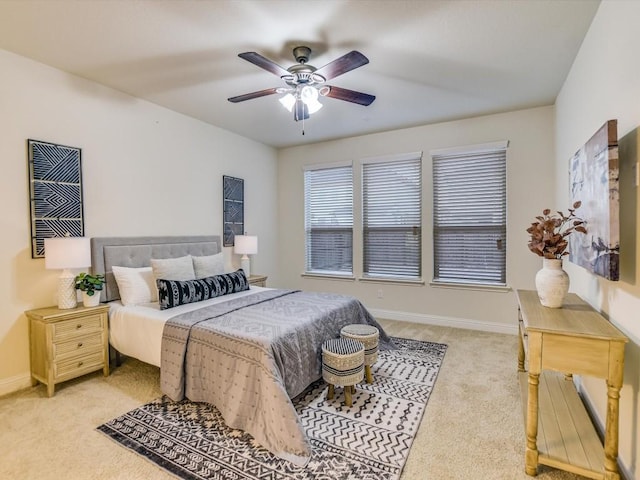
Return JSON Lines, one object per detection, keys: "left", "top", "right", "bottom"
{"left": 279, "top": 93, "right": 296, "bottom": 112}
{"left": 44, "top": 237, "right": 91, "bottom": 270}
{"left": 234, "top": 235, "right": 258, "bottom": 255}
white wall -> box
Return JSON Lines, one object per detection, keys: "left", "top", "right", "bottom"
{"left": 555, "top": 1, "right": 640, "bottom": 477}
{"left": 277, "top": 105, "right": 556, "bottom": 333}
{"left": 0, "top": 49, "right": 278, "bottom": 395}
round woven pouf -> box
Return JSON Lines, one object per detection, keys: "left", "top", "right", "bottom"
{"left": 340, "top": 324, "right": 379, "bottom": 384}
{"left": 321, "top": 337, "right": 364, "bottom": 407}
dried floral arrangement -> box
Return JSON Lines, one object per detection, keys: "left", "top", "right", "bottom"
{"left": 527, "top": 201, "right": 587, "bottom": 259}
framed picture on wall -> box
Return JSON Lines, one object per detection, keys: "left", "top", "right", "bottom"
{"left": 27, "top": 139, "right": 84, "bottom": 258}
{"left": 223, "top": 175, "right": 244, "bottom": 247}
{"left": 568, "top": 120, "right": 619, "bottom": 281}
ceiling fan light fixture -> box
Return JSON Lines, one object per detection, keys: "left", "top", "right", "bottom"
{"left": 305, "top": 98, "right": 323, "bottom": 114}
{"left": 300, "top": 85, "right": 317, "bottom": 102}
{"left": 279, "top": 93, "right": 296, "bottom": 112}
{"left": 294, "top": 101, "right": 309, "bottom": 122}
{"left": 300, "top": 86, "right": 323, "bottom": 114}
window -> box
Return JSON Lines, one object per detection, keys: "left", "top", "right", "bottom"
{"left": 432, "top": 141, "right": 507, "bottom": 285}
{"left": 362, "top": 153, "right": 422, "bottom": 279}
{"left": 304, "top": 164, "right": 353, "bottom": 275}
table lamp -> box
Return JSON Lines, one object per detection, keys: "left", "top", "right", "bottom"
{"left": 234, "top": 235, "right": 258, "bottom": 278}
{"left": 45, "top": 236, "right": 91, "bottom": 309}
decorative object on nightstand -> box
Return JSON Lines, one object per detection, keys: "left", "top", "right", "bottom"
{"left": 248, "top": 274, "right": 268, "bottom": 287}
{"left": 44, "top": 236, "right": 91, "bottom": 309}
{"left": 26, "top": 304, "right": 110, "bottom": 397}
{"left": 74, "top": 272, "right": 105, "bottom": 307}
{"left": 234, "top": 234, "right": 258, "bottom": 278}
{"left": 526, "top": 202, "right": 586, "bottom": 308}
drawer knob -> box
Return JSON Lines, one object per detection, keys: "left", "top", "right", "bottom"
{"left": 77, "top": 342, "right": 83, "bottom": 348}
{"left": 76, "top": 324, "right": 82, "bottom": 329}
{"left": 78, "top": 361, "right": 84, "bottom": 367}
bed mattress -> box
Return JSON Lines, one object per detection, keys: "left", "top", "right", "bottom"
{"left": 108, "top": 286, "right": 269, "bottom": 367}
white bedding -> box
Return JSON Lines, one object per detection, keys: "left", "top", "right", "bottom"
{"left": 108, "top": 286, "right": 270, "bottom": 367}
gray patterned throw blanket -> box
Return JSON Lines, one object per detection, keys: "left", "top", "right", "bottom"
{"left": 161, "top": 289, "right": 391, "bottom": 466}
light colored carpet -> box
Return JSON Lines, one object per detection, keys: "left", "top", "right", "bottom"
{"left": 0, "top": 319, "right": 587, "bottom": 480}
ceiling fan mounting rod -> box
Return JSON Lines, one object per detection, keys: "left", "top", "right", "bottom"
{"left": 292, "top": 46, "right": 312, "bottom": 64}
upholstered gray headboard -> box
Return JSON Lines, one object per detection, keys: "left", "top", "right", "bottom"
{"left": 90, "top": 235, "right": 221, "bottom": 302}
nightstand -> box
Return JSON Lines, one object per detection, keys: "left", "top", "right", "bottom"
{"left": 26, "top": 304, "right": 110, "bottom": 397}
{"left": 248, "top": 274, "right": 268, "bottom": 287}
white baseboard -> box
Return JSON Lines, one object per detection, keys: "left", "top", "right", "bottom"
{"left": 0, "top": 373, "right": 33, "bottom": 398}
{"left": 369, "top": 308, "right": 518, "bottom": 335}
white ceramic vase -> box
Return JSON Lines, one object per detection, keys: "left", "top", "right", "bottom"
{"left": 535, "top": 258, "right": 570, "bottom": 308}
{"left": 82, "top": 291, "right": 101, "bottom": 307}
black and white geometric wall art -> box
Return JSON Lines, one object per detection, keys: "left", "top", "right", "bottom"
{"left": 223, "top": 175, "right": 244, "bottom": 247}
{"left": 28, "top": 139, "right": 84, "bottom": 258}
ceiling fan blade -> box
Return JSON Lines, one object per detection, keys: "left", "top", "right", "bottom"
{"left": 314, "top": 51, "right": 369, "bottom": 80}
{"left": 238, "top": 52, "right": 290, "bottom": 77}
{"left": 227, "top": 87, "right": 279, "bottom": 103}
{"left": 323, "top": 86, "right": 376, "bottom": 106}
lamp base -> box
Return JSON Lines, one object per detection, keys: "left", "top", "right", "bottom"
{"left": 58, "top": 270, "right": 77, "bottom": 309}
{"left": 240, "top": 256, "right": 251, "bottom": 278}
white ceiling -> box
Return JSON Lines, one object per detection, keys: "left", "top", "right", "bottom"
{"left": 0, "top": 0, "right": 600, "bottom": 148}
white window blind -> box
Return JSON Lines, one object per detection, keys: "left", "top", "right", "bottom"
{"left": 304, "top": 165, "right": 353, "bottom": 275}
{"left": 362, "top": 154, "right": 422, "bottom": 279}
{"left": 432, "top": 143, "right": 507, "bottom": 285}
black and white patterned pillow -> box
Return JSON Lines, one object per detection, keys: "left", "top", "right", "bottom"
{"left": 157, "top": 269, "right": 249, "bottom": 310}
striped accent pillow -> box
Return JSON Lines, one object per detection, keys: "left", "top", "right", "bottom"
{"left": 157, "top": 269, "right": 249, "bottom": 310}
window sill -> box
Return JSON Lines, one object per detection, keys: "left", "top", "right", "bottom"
{"left": 359, "top": 276, "right": 424, "bottom": 286}
{"left": 301, "top": 272, "right": 356, "bottom": 281}
{"left": 430, "top": 280, "right": 511, "bottom": 293}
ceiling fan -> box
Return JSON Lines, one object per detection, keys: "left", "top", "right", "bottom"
{"left": 228, "top": 46, "right": 375, "bottom": 122}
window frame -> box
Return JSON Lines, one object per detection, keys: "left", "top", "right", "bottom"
{"left": 431, "top": 141, "right": 508, "bottom": 288}
{"left": 303, "top": 161, "right": 354, "bottom": 277}
{"left": 361, "top": 152, "right": 423, "bottom": 281}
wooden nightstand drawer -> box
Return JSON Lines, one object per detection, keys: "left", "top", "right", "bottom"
{"left": 53, "top": 333, "right": 104, "bottom": 361}
{"left": 54, "top": 351, "right": 105, "bottom": 380}
{"left": 52, "top": 314, "right": 103, "bottom": 341}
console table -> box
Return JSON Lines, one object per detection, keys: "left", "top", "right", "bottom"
{"left": 516, "top": 289, "right": 627, "bottom": 479}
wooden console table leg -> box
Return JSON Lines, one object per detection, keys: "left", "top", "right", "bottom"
{"left": 525, "top": 372, "right": 540, "bottom": 476}
{"left": 603, "top": 381, "right": 622, "bottom": 480}
{"left": 518, "top": 324, "right": 526, "bottom": 372}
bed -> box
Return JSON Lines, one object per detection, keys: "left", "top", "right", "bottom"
{"left": 91, "top": 235, "right": 391, "bottom": 466}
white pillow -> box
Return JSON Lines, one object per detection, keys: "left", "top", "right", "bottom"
{"left": 192, "top": 253, "right": 225, "bottom": 278}
{"left": 112, "top": 266, "right": 158, "bottom": 305}
{"left": 151, "top": 255, "right": 195, "bottom": 281}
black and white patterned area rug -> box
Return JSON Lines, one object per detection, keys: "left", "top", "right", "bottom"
{"left": 98, "top": 337, "right": 447, "bottom": 480}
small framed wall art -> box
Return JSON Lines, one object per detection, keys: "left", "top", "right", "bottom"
{"left": 28, "top": 139, "right": 84, "bottom": 258}
{"left": 223, "top": 175, "right": 244, "bottom": 247}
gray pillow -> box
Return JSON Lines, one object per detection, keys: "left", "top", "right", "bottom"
{"left": 151, "top": 255, "right": 195, "bottom": 281}
{"left": 192, "top": 252, "right": 225, "bottom": 279}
